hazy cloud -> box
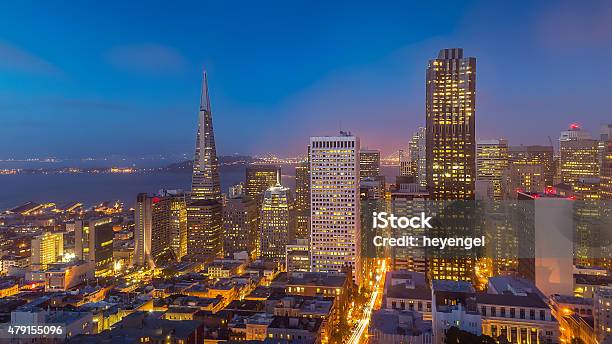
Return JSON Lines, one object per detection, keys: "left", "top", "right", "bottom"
{"left": 536, "top": 2, "right": 612, "bottom": 49}
{"left": 0, "top": 41, "right": 61, "bottom": 75}
{"left": 106, "top": 43, "right": 187, "bottom": 74}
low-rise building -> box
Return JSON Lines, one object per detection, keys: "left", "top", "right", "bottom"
{"left": 266, "top": 316, "right": 323, "bottom": 344}
{"left": 26, "top": 260, "right": 94, "bottom": 292}
{"left": 369, "top": 309, "right": 433, "bottom": 344}
{"left": 68, "top": 311, "right": 205, "bottom": 344}
{"left": 11, "top": 308, "right": 93, "bottom": 340}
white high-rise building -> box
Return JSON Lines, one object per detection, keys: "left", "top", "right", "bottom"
{"left": 309, "top": 133, "right": 361, "bottom": 284}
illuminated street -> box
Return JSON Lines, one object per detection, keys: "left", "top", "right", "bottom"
{"left": 347, "top": 259, "right": 387, "bottom": 344}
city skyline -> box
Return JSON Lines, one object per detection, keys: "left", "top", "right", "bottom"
{"left": 2, "top": 1, "right": 612, "bottom": 159}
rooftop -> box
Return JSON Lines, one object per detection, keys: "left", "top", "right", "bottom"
{"left": 475, "top": 292, "right": 549, "bottom": 309}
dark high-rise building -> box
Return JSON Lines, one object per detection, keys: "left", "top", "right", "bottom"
{"left": 245, "top": 165, "right": 281, "bottom": 202}
{"left": 294, "top": 160, "right": 310, "bottom": 239}
{"left": 426, "top": 48, "right": 476, "bottom": 200}
{"left": 223, "top": 193, "right": 258, "bottom": 256}
{"left": 188, "top": 72, "right": 223, "bottom": 259}
{"left": 359, "top": 149, "right": 380, "bottom": 180}
{"left": 75, "top": 217, "right": 114, "bottom": 276}
{"left": 508, "top": 146, "right": 554, "bottom": 189}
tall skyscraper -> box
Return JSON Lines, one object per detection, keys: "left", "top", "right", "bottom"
{"left": 188, "top": 72, "right": 223, "bottom": 259}
{"left": 31, "top": 232, "right": 63, "bottom": 270}
{"left": 508, "top": 146, "right": 554, "bottom": 189}
{"left": 559, "top": 124, "right": 599, "bottom": 188}
{"left": 476, "top": 139, "right": 508, "bottom": 200}
{"left": 223, "top": 192, "right": 258, "bottom": 256}
{"left": 409, "top": 127, "right": 427, "bottom": 189}
{"left": 359, "top": 149, "right": 380, "bottom": 180}
{"left": 425, "top": 48, "right": 477, "bottom": 283}
{"left": 310, "top": 133, "right": 361, "bottom": 283}
{"left": 245, "top": 165, "right": 281, "bottom": 202}
{"left": 259, "top": 183, "right": 295, "bottom": 260}
{"left": 426, "top": 48, "right": 476, "bottom": 200}
{"left": 294, "top": 160, "right": 310, "bottom": 240}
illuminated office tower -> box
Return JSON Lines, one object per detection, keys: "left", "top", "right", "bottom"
{"left": 409, "top": 127, "right": 427, "bottom": 188}
{"left": 31, "top": 232, "right": 63, "bottom": 270}
{"left": 508, "top": 145, "right": 554, "bottom": 189}
{"left": 425, "top": 48, "right": 477, "bottom": 283}
{"left": 504, "top": 165, "right": 546, "bottom": 198}
{"left": 602, "top": 140, "right": 612, "bottom": 199}
{"left": 259, "top": 183, "right": 295, "bottom": 260}
{"left": 425, "top": 48, "right": 476, "bottom": 200}
{"left": 359, "top": 149, "right": 380, "bottom": 180}
{"left": 310, "top": 133, "right": 361, "bottom": 283}
{"left": 294, "top": 160, "right": 310, "bottom": 239}
{"left": 223, "top": 192, "right": 258, "bottom": 256}
{"left": 75, "top": 217, "right": 113, "bottom": 276}
{"left": 245, "top": 165, "right": 281, "bottom": 202}
{"left": 559, "top": 124, "right": 599, "bottom": 188}
{"left": 188, "top": 72, "right": 223, "bottom": 258}
{"left": 155, "top": 190, "right": 187, "bottom": 262}
{"left": 476, "top": 139, "right": 508, "bottom": 200}
{"left": 560, "top": 123, "right": 591, "bottom": 142}
{"left": 573, "top": 177, "right": 604, "bottom": 268}
{"left": 135, "top": 193, "right": 180, "bottom": 267}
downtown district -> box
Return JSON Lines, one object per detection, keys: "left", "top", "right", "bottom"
{"left": 1, "top": 48, "right": 612, "bottom": 344}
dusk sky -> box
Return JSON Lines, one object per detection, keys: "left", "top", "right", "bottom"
{"left": 1, "top": 0, "right": 612, "bottom": 159}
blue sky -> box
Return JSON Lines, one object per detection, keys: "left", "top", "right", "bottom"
{"left": 1, "top": 0, "right": 612, "bottom": 159}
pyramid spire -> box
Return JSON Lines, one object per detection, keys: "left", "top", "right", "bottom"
{"left": 191, "top": 70, "right": 221, "bottom": 202}
{"left": 200, "top": 70, "right": 211, "bottom": 112}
